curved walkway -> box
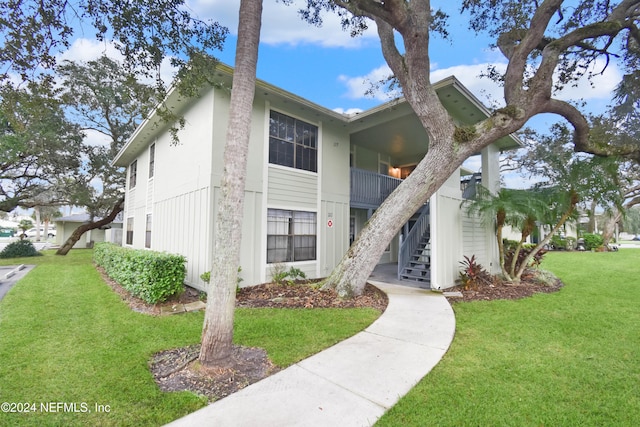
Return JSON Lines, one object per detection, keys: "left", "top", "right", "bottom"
{"left": 167, "top": 281, "right": 456, "bottom": 427}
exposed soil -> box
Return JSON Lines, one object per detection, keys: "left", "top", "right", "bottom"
{"left": 150, "top": 344, "right": 278, "bottom": 402}
{"left": 97, "top": 266, "right": 562, "bottom": 403}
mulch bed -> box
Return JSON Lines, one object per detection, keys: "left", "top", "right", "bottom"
{"left": 443, "top": 269, "right": 564, "bottom": 303}
{"left": 236, "top": 281, "right": 388, "bottom": 312}
{"left": 97, "top": 265, "right": 563, "bottom": 402}
{"left": 150, "top": 344, "right": 278, "bottom": 402}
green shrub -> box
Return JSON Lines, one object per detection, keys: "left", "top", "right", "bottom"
{"left": 0, "top": 240, "right": 43, "bottom": 258}
{"left": 582, "top": 233, "right": 604, "bottom": 251}
{"left": 94, "top": 243, "right": 186, "bottom": 304}
{"left": 270, "top": 263, "right": 289, "bottom": 285}
{"left": 269, "top": 263, "right": 308, "bottom": 286}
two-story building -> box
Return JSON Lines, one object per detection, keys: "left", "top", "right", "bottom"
{"left": 112, "top": 64, "right": 519, "bottom": 291}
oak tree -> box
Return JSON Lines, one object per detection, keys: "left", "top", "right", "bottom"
{"left": 55, "top": 56, "right": 157, "bottom": 254}
{"left": 298, "top": 0, "right": 640, "bottom": 296}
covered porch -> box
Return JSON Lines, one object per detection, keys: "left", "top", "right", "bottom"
{"left": 345, "top": 77, "right": 519, "bottom": 290}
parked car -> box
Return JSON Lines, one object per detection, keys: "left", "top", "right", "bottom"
{"left": 19, "top": 228, "right": 56, "bottom": 238}
{"left": 0, "top": 228, "right": 15, "bottom": 237}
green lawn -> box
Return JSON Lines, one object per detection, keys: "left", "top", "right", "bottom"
{"left": 377, "top": 249, "right": 640, "bottom": 426}
{"left": 0, "top": 250, "right": 381, "bottom": 426}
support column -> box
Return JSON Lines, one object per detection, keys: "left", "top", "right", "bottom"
{"left": 482, "top": 144, "right": 501, "bottom": 274}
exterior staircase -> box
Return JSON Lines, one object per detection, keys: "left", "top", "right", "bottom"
{"left": 399, "top": 231, "right": 431, "bottom": 284}
{"left": 398, "top": 203, "right": 431, "bottom": 285}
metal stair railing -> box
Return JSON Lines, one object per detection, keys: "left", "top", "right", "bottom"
{"left": 350, "top": 168, "right": 403, "bottom": 207}
{"left": 397, "top": 203, "right": 430, "bottom": 280}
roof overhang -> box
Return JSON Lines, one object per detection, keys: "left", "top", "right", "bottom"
{"left": 348, "top": 76, "right": 521, "bottom": 165}
{"left": 113, "top": 66, "right": 521, "bottom": 168}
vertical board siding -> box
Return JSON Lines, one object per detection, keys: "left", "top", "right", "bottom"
{"left": 461, "top": 208, "right": 489, "bottom": 267}
{"left": 320, "top": 200, "right": 350, "bottom": 278}
{"left": 154, "top": 187, "right": 211, "bottom": 290}
{"left": 434, "top": 193, "right": 463, "bottom": 288}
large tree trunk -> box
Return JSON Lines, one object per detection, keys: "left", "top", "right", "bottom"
{"left": 601, "top": 209, "right": 622, "bottom": 246}
{"left": 55, "top": 198, "right": 124, "bottom": 255}
{"left": 322, "top": 6, "right": 526, "bottom": 297}
{"left": 587, "top": 199, "right": 598, "bottom": 233}
{"left": 199, "top": 0, "right": 262, "bottom": 369}
{"left": 322, "top": 142, "right": 470, "bottom": 297}
{"left": 34, "top": 207, "right": 42, "bottom": 241}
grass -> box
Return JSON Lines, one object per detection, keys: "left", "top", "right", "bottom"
{"left": 0, "top": 250, "right": 381, "bottom": 426}
{"left": 376, "top": 249, "right": 640, "bottom": 426}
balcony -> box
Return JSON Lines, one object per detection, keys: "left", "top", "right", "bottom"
{"left": 350, "top": 167, "right": 403, "bottom": 209}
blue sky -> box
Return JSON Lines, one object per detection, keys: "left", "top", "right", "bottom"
{"left": 57, "top": 0, "right": 622, "bottom": 186}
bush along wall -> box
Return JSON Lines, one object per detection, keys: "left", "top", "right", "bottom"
{"left": 94, "top": 242, "right": 186, "bottom": 304}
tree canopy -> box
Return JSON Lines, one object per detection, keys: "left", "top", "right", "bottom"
{"left": 53, "top": 56, "right": 158, "bottom": 254}
{"left": 0, "top": 81, "right": 83, "bottom": 212}
{"left": 302, "top": 0, "right": 640, "bottom": 295}
{"left": 0, "top": 0, "right": 227, "bottom": 83}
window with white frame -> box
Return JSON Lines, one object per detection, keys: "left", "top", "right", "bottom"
{"left": 268, "top": 111, "right": 318, "bottom": 172}
{"left": 145, "top": 214, "right": 152, "bottom": 248}
{"left": 148, "top": 143, "right": 155, "bottom": 178}
{"left": 267, "top": 209, "right": 317, "bottom": 263}
{"left": 129, "top": 160, "right": 137, "bottom": 188}
{"left": 126, "top": 217, "right": 134, "bottom": 245}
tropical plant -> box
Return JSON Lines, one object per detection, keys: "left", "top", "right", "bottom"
{"left": 465, "top": 186, "right": 542, "bottom": 280}
{"left": 458, "top": 255, "right": 493, "bottom": 290}
{"left": 17, "top": 219, "right": 33, "bottom": 238}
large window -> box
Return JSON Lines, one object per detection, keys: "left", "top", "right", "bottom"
{"left": 126, "top": 217, "right": 134, "bottom": 245}
{"left": 269, "top": 111, "right": 318, "bottom": 172}
{"left": 267, "top": 209, "right": 317, "bottom": 263}
{"left": 145, "top": 214, "right": 152, "bottom": 248}
{"left": 129, "top": 160, "right": 137, "bottom": 188}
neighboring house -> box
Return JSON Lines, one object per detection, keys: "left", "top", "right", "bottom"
{"left": 112, "top": 64, "right": 520, "bottom": 292}
{"left": 55, "top": 213, "right": 123, "bottom": 248}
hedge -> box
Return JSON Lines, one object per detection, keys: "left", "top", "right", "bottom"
{"left": 94, "top": 242, "right": 186, "bottom": 304}
{"left": 582, "top": 233, "right": 604, "bottom": 251}
{"left": 0, "top": 240, "right": 43, "bottom": 258}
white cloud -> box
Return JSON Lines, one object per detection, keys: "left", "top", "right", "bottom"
{"left": 462, "top": 156, "right": 482, "bottom": 173}
{"left": 554, "top": 57, "right": 621, "bottom": 101}
{"left": 332, "top": 107, "right": 363, "bottom": 116}
{"left": 431, "top": 63, "right": 507, "bottom": 107}
{"left": 56, "top": 38, "right": 177, "bottom": 86}
{"left": 338, "top": 64, "right": 400, "bottom": 101}
{"left": 82, "top": 129, "right": 111, "bottom": 148}
{"left": 188, "top": 0, "right": 377, "bottom": 48}
{"left": 340, "top": 58, "right": 621, "bottom": 110}
{"left": 502, "top": 171, "right": 542, "bottom": 190}
{"left": 58, "top": 38, "right": 124, "bottom": 63}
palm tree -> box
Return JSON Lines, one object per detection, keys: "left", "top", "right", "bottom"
{"left": 513, "top": 188, "right": 580, "bottom": 280}
{"left": 199, "top": 0, "right": 263, "bottom": 369}
{"left": 465, "top": 186, "right": 534, "bottom": 281}
{"left": 504, "top": 189, "right": 551, "bottom": 278}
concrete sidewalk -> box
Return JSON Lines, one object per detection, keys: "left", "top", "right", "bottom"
{"left": 166, "top": 281, "right": 456, "bottom": 427}
{"left": 0, "top": 264, "right": 35, "bottom": 301}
